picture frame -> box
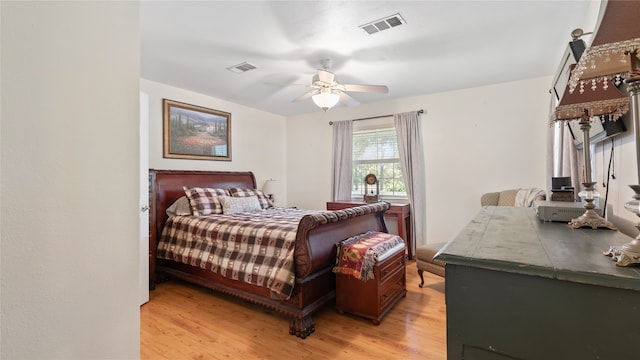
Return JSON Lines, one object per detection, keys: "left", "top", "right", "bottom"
{"left": 163, "top": 99, "right": 231, "bottom": 161}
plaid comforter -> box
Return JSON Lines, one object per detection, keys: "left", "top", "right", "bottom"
{"left": 157, "top": 208, "right": 320, "bottom": 299}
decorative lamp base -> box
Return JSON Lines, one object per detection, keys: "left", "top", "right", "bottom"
{"left": 571, "top": 181, "right": 617, "bottom": 230}
{"left": 603, "top": 239, "right": 640, "bottom": 267}
{"left": 569, "top": 208, "right": 618, "bottom": 230}
{"left": 604, "top": 184, "right": 640, "bottom": 266}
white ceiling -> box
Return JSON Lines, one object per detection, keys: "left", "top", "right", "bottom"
{"left": 140, "top": 1, "right": 599, "bottom": 116}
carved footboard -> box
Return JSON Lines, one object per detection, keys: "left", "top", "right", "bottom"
{"left": 286, "top": 202, "right": 390, "bottom": 338}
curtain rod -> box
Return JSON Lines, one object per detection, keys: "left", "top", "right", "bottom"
{"left": 328, "top": 109, "right": 423, "bottom": 125}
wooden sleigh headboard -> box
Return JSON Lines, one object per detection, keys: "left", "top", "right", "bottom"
{"left": 149, "top": 169, "right": 256, "bottom": 238}
{"left": 148, "top": 169, "right": 258, "bottom": 282}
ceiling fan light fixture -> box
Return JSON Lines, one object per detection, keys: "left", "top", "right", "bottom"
{"left": 312, "top": 91, "right": 340, "bottom": 111}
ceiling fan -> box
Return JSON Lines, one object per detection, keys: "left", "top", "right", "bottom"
{"left": 292, "top": 59, "right": 389, "bottom": 111}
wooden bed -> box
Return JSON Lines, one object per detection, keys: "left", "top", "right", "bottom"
{"left": 148, "top": 169, "right": 390, "bottom": 338}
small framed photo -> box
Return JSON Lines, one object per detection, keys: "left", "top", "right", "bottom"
{"left": 163, "top": 99, "right": 231, "bottom": 161}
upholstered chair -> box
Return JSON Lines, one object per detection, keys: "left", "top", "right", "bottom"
{"left": 481, "top": 188, "right": 546, "bottom": 207}
{"left": 416, "top": 243, "right": 446, "bottom": 287}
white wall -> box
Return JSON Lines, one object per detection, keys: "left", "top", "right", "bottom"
{"left": 1, "top": 2, "right": 140, "bottom": 359}
{"left": 287, "top": 77, "right": 550, "bottom": 245}
{"left": 0, "top": 2, "right": 3, "bottom": 355}
{"left": 141, "top": 79, "right": 288, "bottom": 204}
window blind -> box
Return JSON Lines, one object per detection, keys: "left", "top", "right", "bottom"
{"left": 352, "top": 126, "right": 406, "bottom": 198}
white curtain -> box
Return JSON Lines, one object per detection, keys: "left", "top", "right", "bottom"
{"left": 394, "top": 111, "right": 426, "bottom": 255}
{"left": 331, "top": 120, "right": 353, "bottom": 201}
{"left": 547, "top": 94, "right": 581, "bottom": 201}
{"left": 562, "top": 125, "right": 582, "bottom": 200}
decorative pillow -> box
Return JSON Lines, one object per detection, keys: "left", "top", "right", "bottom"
{"left": 183, "top": 186, "right": 229, "bottom": 216}
{"left": 228, "top": 188, "right": 273, "bottom": 209}
{"left": 219, "top": 196, "right": 262, "bottom": 215}
{"left": 165, "top": 196, "right": 192, "bottom": 216}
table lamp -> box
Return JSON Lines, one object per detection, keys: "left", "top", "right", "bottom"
{"left": 556, "top": 0, "right": 640, "bottom": 265}
{"left": 262, "top": 178, "right": 276, "bottom": 205}
{"left": 552, "top": 65, "right": 625, "bottom": 230}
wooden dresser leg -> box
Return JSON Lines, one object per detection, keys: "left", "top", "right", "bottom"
{"left": 289, "top": 315, "right": 315, "bottom": 339}
{"left": 418, "top": 269, "right": 425, "bottom": 288}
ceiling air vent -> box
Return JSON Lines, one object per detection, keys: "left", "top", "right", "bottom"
{"left": 226, "top": 61, "right": 258, "bottom": 74}
{"left": 359, "top": 13, "right": 406, "bottom": 35}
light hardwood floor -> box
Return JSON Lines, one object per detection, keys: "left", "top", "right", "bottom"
{"left": 140, "top": 261, "right": 446, "bottom": 360}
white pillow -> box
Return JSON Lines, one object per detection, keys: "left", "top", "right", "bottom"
{"left": 228, "top": 187, "right": 273, "bottom": 209}
{"left": 219, "top": 196, "right": 262, "bottom": 214}
{"left": 166, "top": 196, "right": 192, "bottom": 216}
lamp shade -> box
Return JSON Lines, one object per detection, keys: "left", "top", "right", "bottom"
{"left": 553, "top": 65, "right": 630, "bottom": 122}
{"left": 568, "top": 42, "right": 640, "bottom": 93}
{"left": 553, "top": 0, "right": 640, "bottom": 124}
{"left": 312, "top": 91, "right": 340, "bottom": 111}
{"left": 567, "top": 0, "right": 640, "bottom": 93}
{"left": 262, "top": 179, "right": 276, "bottom": 195}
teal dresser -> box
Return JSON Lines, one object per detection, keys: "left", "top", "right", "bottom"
{"left": 436, "top": 206, "right": 640, "bottom": 360}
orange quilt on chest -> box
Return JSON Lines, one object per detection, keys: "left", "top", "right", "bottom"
{"left": 332, "top": 231, "right": 404, "bottom": 281}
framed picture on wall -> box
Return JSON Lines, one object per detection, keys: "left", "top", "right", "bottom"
{"left": 163, "top": 99, "right": 231, "bottom": 161}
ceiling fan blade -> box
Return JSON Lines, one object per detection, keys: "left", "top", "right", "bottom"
{"left": 292, "top": 91, "right": 318, "bottom": 103}
{"left": 342, "top": 84, "right": 389, "bottom": 93}
{"left": 265, "top": 82, "right": 319, "bottom": 90}
{"left": 317, "top": 69, "right": 335, "bottom": 84}
{"left": 337, "top": 91, "right": 360, "bottom": 107}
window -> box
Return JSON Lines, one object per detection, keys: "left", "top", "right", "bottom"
{"left": 352, "top": 120, "right": 406, "bottom": 199}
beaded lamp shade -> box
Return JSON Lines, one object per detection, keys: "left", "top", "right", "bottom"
{"left": 552, "top": 1, "right": 640, "bottom": 124}
{"left": 567, "top": 0, "right": 640, "bottom": 96}
{"left": 552, "top": 64, "right": 630, "bottom": 122}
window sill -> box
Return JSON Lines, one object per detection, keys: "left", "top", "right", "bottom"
{"left": 349, "top": 197, "right": 409, "bottom": 204}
